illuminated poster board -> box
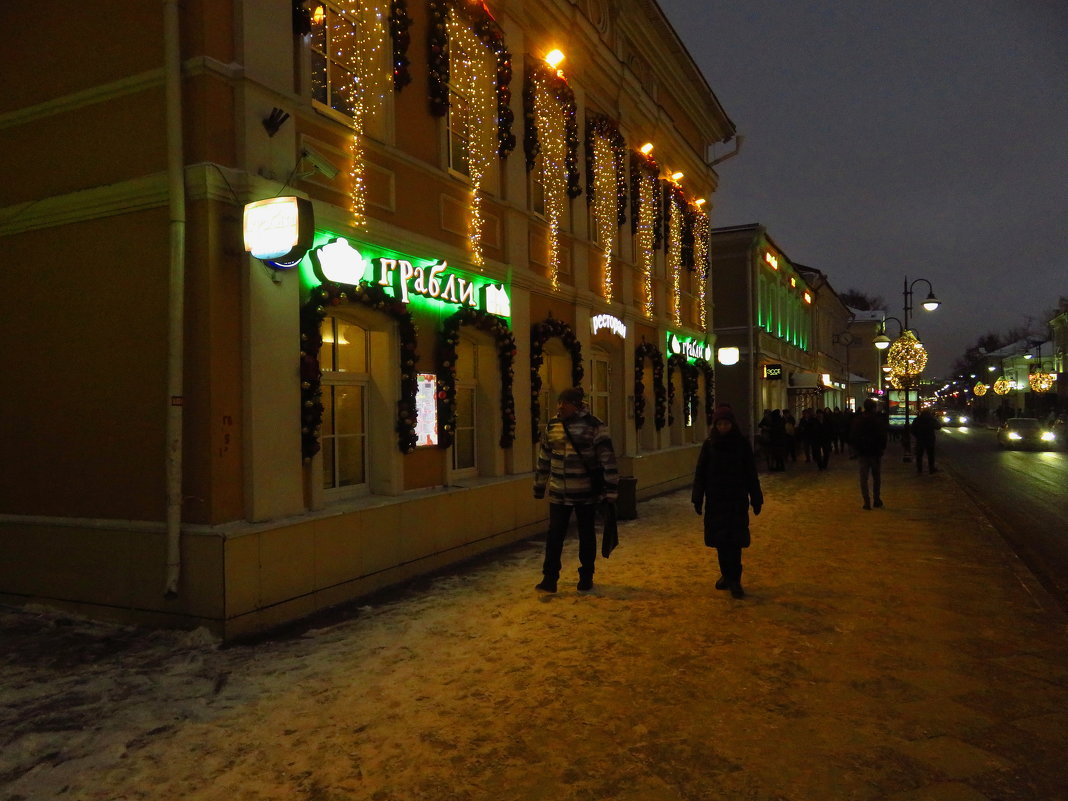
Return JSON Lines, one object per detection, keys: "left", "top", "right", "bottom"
{"left": 415, "top": 374, "right": 438, "bottom": 446}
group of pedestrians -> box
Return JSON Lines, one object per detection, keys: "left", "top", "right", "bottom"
{"left": 530, "top": 387, "right": 942, "bottom": 601}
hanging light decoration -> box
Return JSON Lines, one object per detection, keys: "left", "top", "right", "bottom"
{"left": 1029, "top": 367, "right": 1055, "bottom": 393}
{"left": 886, "top": 330, "right": 927, "bottom": 383}
{"left": 993, "top": 376, "right": 1011, "bottom": 395}
{"left": 667, "top": 190, "right": 684, "bottom": 326}
{"left": 334, "top": 0, "right": 391, "bottom": 230}
{"left": 693, "top": 208, "right": 710, "bottom": 329}
{"left": 973, "top": 381, "right": 988, "bottom": 396}
{"left": 447, "top": 10, "right": 497, "bottom": 266}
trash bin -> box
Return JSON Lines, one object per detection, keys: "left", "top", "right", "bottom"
{"left": 615, "top": 476, "right": 638, "bottom": 520}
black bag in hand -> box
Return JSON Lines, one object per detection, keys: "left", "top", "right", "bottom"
{"left": 600, "top": 501, "right": 618, "bottom": 558}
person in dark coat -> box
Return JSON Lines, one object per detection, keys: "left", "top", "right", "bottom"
{"left": 911, "top": 409, "right": 941, "bottom": 474}
{"left": 691, "top": 407, "right": 764, "bottom": 598}
{"left": 849, "top": 398, "right": 888, "bottom": 510}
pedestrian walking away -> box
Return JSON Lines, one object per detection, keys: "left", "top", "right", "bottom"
{"left": 911, "top": 408, "right": 941, "bottom": 474}
{"left": 849, "top": 398, "right": 888, "bottom": 510}
{"left": 691, "top": 406, "right": 763, "bottom": 598}
{"left": 533, "top": 387, "right": 619, "bottom": 593}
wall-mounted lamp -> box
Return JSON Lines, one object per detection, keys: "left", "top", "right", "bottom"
{"left": 717, "top": 346, "right": 740, "bottom": 366}
{"left": 545, "top": 49, "right": 565, "bottom": 69}
{"left": 694, "top": 198, "right": 706, "bottom": 207}
{"left": 639, "top": 142, "right": 654, "bottom": 155}
{"left": 670, "top": 171, "right": 684, "bottom": 181}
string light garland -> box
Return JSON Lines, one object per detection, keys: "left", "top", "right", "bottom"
{"left": 665, "top": 186, "right": 684, "bottom": 326}
{"left": 426, "top": 0, "right": 516, "bottom": 157}
{"left": 300, "top": 281, "right": 420, "bottom": 458}
{"left": 585, "top": 113, "right": 627, "bottom": 302}
{"left": 630, "top": 150, "right": 661, "bottom": 317}
{"left": 446, "top": 11, "right": 497, "bottom": 265}
{"left": 529, "top": 317, "right": 584, "bottom": 442}
{"left": 692, "top": 209, "right": 710, "bottom": 329}
{"left": 693, "top": 357, "right": 716, "bottom": 425}
{"left": 389, "top": 0, "right": 412, "bottom": 89}
{"left": 524, "top": 62, "right": 580, "bottom": 289}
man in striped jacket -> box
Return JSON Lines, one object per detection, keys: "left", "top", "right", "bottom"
{"left": 533, "top": 387, "right": 619, "bottom": 593}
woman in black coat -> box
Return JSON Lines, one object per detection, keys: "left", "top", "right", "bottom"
{"left": 692, "top": 407, "right": 764, "bottom": 598}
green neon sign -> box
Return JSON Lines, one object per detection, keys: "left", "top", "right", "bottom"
{"left": 300, "top": 233, "right": 510, "bottom": 318}
{"left": 666, "top": 331, "right": 713, "bottom": 362}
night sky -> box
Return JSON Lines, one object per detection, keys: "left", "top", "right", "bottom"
{"left": 654, "top": 0, "right": 1068, "bottom": 376}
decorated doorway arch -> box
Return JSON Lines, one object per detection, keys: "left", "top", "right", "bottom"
{"left": 530, "top": 317, "right": 584, "bottom": 441}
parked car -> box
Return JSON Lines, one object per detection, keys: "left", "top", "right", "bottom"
{"left": 996, "top": 418, "right": 1059, "bottom": 450}
{"left": 940, "top": 410, "right": 969, "bottom": 427}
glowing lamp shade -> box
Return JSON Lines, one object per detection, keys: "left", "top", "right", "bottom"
{"left": 921, "top": 291, "right": 941, "bottom": 312}
{"left": 694, "top": 198, "right": 706, "bottom": 206}
{"left": 717, "top": 346, "right": 740, "bottom": 366}
{"left": 640, "top": 142, "right": 654, "bottom": 155}
{"left": 243, "top": 196, "right": 314, "bottom": 267}
{"left": 873, "top": 334, "right": 891, "bottom": 350}
{"left": 545, "top": 49, "right": 565, "bottom": 68}
{"left": 670, "top": 171, "right": 684, "bottom": 181}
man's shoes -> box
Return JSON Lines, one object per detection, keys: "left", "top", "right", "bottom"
{"left": 577, "top": 575, "right": 594, "bottom": 592}
{"left": 729, "top": 582, "right": 746, "bottom": 599}
{"left": 715, "top": 576, "right": 729, "bottom": 590}
{"left": 863, "top": 502, "right": 871, "bottom": 510}
{"left": 873, "top": 499, "right": 884, "bottom": 508}
{"left": 535, "top": 580, "right": 557, "bottom": 593}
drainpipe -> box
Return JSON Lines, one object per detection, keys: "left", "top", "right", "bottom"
{"left": 746, "top": 234, "right": 758, "bottom": 444}
{"left": 163, "top": 0, "right": 186, "bottom": 598}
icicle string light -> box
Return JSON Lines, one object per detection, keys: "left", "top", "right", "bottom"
{"left": 636, "top": 163, "right": 656, "bottom": 317}
{"left": 447, "top": 11, "right": 497, "bottom": 265}
{"left": 667, "top": 191, "right": 683, "bottom": 326}
{"left": 333, "top": 0, "right": 390, "bottom": 229}
{"left": 693, "top": 208, "right": 709, "bottom": 329}
{"left": 591, "top": 134, "right": 616, "bottom": 301}
{"left": 532, "top": 71, "right": 568, "bottom": 289}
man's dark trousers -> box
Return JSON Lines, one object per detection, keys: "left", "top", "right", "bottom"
{"left": 543, "top": 503, "right": 597, "bottom": 581}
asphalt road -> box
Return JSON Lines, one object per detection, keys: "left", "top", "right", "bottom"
{"left": 938, "top": 423, "right": 1068, "bottom": 612}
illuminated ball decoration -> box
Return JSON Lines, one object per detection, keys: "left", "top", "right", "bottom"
{"left": 973, "top": 381, "right": 988, "bottom": 396}
{"left": 886, "top": 330, "right": 928, "bottom": 382}
{"left": 992, "top": 376, "right": 1011, "bottom": 395}
{"left": 1029, "top": 370, "right": 1055, "bottom": 393}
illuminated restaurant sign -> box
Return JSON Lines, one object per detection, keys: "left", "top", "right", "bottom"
{"left": 308, "top": 237, "right": 510, "bottom": 318}
{"left": 243, "top": 197, "right": 313, "bottom": 268}
{"left": 591, "top": 314, "right": 627, "bottom": 338}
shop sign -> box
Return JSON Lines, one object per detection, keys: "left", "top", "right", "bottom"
{"left": 243, "top": 196, "right": 314, "bottom": 268}
{"left": 591, "top": 314, "right": 627, "bottom": 338}
{"left": 667, "top": 332, "right": 712, "bottom": 362}
{"left": 309, "top": 237, "right": 510, "bottom": 318}
{"left": 763, "top": 363, "right": 783, "bottom": 380}
{"left": 415, "top": 374, "right": 438, "bottom": 447}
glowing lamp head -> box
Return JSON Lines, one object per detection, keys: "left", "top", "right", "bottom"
{"left": 545, "top": 49, "right": 565, "bottom": 69}
{"left": 311, "top": 3, "right": 325, "bottom": 24}
{"left": 921, "top": 291, "right": 940, "bottom": 312}
{"left": 694, "top": 198, "right": 706, "bottom": 207}
{"left": 640, "top": 142, "right": 654, "bottom": 155}
{"left": 717, "top": 346, "right": 740, "bottom": 366}
{"left": 670, "top": 171, "right": 684, "bottom": 181}
{"left": 873, "top": 334, "right": 891, "bottom": 350}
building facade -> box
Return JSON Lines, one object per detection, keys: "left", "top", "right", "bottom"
{"left": 0, "top": 0, "right": 735, "bottom": 636}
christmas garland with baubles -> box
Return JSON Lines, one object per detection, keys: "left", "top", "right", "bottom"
{"left": 300, "top": 282, "right": 420, "bottom": 460}
{"left": 692, "top": 357, "right": 716, "bottom": 426}
{"left": 436, "top": 308, "right": 518, "bottom": 449}
{"left": 523, "top": 61, "right": 582, "bottom": 199}
{"left": 634, "top": 340, "right": 667, "bottom": 430}
{"left": 529, "top": 317, "right": 584, "bottom": 442}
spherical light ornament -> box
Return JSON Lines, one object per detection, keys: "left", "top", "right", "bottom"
{"left": 992, "top": 376, "right": 1011, "bottom": 395}
{"left": 886, "top": 330, "right": 927, "bottom": 382}
{"left": 1029, "top": 370, "right": 1055, "bottom": 393}
{"left": 973, "top": 381, "right": 988, "bottom": 397}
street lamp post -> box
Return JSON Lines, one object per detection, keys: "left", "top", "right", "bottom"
{"left": 832, "top": 330, "right": 856, "bottom": 411}
{"left": 896, "top": 277, "right": 939, "bottom": 459}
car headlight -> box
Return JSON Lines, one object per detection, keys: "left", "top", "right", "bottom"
{"left": 1041, "top": 432, "right": 1056, "bottom": 442}
{"left": 959, "top": 417, "right": 968, "bottom": 424}
{"left": 1008, "top": 431, "right": 1022, "bottom": 440}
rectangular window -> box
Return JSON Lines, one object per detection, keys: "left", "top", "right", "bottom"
{"left": 452, "top": 384, "right": 476, "bottom": 471}
{"left": 591, "top": 356, "right": 610, "bottom": 424}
